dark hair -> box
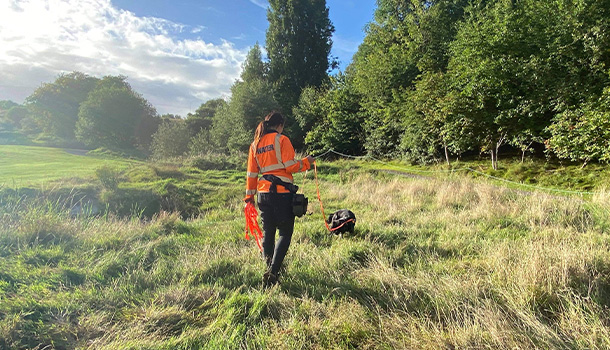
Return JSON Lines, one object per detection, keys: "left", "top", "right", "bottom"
{"left": 253, "top": 111, "right": 285, "bottom": 146}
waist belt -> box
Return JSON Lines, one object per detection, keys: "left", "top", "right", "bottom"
{"left": 261, "top": 174, "right": 298, "bottom": 193}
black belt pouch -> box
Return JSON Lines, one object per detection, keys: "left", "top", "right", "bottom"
{"left": 292, "top": 193, "right": 308, "bottom": 217}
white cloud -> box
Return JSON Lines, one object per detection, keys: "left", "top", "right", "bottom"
{"left": 248, "top": 0, "right": 267, "bottom": 10}
{"left": 332, "top": 34, "right": 360, "bottom": 56}
{"left": 232, "top": 33, "right": 247, "bottom": 41}
{"left": 0, "top": 0, "right": 248, "bottom": 115}
{"left": 191, "top": 25, "right": 206, "bottom": 34}
{"left": 331, "top": 34, "right": 361, "bottom": 69}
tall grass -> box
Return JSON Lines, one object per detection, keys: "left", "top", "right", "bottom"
{"left": 1, "top": 167, "right": 609, "bottom": 349}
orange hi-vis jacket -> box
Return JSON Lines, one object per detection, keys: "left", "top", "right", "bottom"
{"left": 244, "top": 131, "right": 311, "bottom": 201}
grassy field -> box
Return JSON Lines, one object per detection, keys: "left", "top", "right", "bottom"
{"left": 0, "top": 145, "right": 138, "bottom": 186}
{"left": 1, "top": 148, "right": 610, "bottom": 349}
{"left": 352, "top": 156, "right": 610, "bottom": 195}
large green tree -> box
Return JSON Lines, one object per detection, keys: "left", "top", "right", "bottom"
{"left": 76, "top": 76, "right": 158, "bottom": 150}
{"left": 212, "top": 44, "right": 279, "bottom": 153}
{"left": 26, "top": 72, "right": 99, "bottom": 140}
{"left": 294, "top": 85, "right": 329, "bottom": 142}
{"left": 240, "top": 42, "right": 267, "bottom": 83}
{"left": 186, "top": 98, "right": 227, "bottom": 136}
{"left": 400, "top": 71, "right": 479, "bottom": 165}
{"left": 150, "top": 120, "right": 191, "bottom": 159}
{"left": 5, "top": 106, "right": 30, "bottom": 129}
{"left": 548, "top": 84, "right": 610, "bottom": 165}
{"left": 290, "top": 0, "right": 610, "bottom": 164}
{"left": 266, "top": 0, "right": 335, "bottom": 118}
{"left": 305, "top": 73, "right": 366, "bottom": 155}
{"left": 0, "top": 100, "right": 18, "bottom": 113}
{"left": 350, "top": 0, "right": 469, "bottom": 157}
{"left": 443, "top": 0, "right": 610, "bottom": 168}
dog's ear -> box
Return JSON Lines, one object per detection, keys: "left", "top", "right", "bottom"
{"left": 327, "top": 214, "right": 333, "bottom": 224}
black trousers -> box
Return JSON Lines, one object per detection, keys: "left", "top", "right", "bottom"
{"left": 257, "top": 193, "right": 295, "bottom": 275}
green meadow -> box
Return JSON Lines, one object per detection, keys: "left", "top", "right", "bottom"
{"left": 1, "top": 146, "right": 610, "bottom": 349}
{"left": 0, "top": 145, "right": 138, "bottom": 186}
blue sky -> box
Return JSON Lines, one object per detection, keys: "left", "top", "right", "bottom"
{"left": 0, "top": 0, "right": 376, "bottom": 116}
{"left": 112, "top": 0, "right": 375, "bottom": 70}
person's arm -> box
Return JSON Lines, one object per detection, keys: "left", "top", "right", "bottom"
{"left": 244, "top": 144, "right": 259, "bottom": 202}
{"left": 280, "top": 136, "right": 312, "bottom": 173}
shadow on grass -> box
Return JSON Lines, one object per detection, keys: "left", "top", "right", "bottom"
{"left": 281, "top": 269, "right": 440, "bottom": 319}
{"left": 391, "top": 242, "right": 465, "bottom": 268}
{"left": 192, "top": 259, "right": 260, "bottom": 290}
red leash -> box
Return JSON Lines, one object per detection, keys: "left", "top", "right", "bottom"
{"left": 244, "top": 202, "right": 263, "bottom": 252}
{"left": 313, "top": 161, "right": 354, "bottom": 232}
{"left": 313, "top": 161, "right": 331, "bottom": 231}
{"left": 245, "top": 160, "right": 349, "bottom": 250}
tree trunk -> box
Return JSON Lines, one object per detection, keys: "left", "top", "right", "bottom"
{"left": 444, "top": 143, "right": 450, "bottom": 166}
{"left": 492, "top": 136, "right": 505, "bottom": 170}
{"left": 521, "top": 141, "right": 533, "bottom": 163}
{"left": 581, "top": 159, "right": 588, "bottom": 169}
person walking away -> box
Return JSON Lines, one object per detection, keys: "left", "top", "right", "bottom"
{"left": 244, "top": 112, "right": 314, "bottom": 287}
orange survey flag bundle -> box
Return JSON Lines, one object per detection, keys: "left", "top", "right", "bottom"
{"left": 244, "top": 201, "right": 263, "bottom": 252}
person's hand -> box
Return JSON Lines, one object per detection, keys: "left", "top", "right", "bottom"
{"left": 306, "top": 155, "right": 315, "bottom": 163}
{"left": 244, "top": 197, "right": 254, "bottom": 206}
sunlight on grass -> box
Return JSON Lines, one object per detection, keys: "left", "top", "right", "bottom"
{"left": 0, "top": 145, "right": 138, "bottom": 186}
{"left": 1, "top": 157, "right": 610, "bottom": 349}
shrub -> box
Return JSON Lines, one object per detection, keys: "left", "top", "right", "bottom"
{"left": 188, "top": 129, "right": 213, "bottom": 156}
{"left": 95, "top": 165, "right": 122, "bottom": 190}
{"left": 150, "top": 121, "right": 191, "bottom": 160}
{"left": 5, "top": 106, "right": 29, "bottom": 128}
{"left": 33, "top": 133, "right": 86, "bottom": 149}
{"left": 99, "top": 188, "right": 161, "bottom": 218}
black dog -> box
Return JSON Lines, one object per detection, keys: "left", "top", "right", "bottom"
{"left": 327, "top": 209, "right": 356, "bottom": 235}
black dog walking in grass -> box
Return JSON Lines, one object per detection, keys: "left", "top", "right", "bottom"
{"left": 244, "top": 112, "right": 314, "bottom": 288}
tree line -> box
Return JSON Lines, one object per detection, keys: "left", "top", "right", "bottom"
{"left": 0, "top": 73, "right": 159, "bottom": 152}
{"left": 2, "top": 0, "right": 609, "bottom": 168}
{"left": 0, "top": 0, "right": 335, "bottom": 159}
{"left": 299, "top": 0, "right": 610, "bottom": 168}
{"left": 165, "top": 0, "right": 610, "bottom": 167}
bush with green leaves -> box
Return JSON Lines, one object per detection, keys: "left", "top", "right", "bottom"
{"left": 548, "top": 89, "right": 610, "bottom": 165}
{"left": 150, "top": 121, "right": 191, "bottom": 160}
{"left": 295, "top": 75, "right": 366, "bottom": 156}
{"left": 95, "top": 165, "right": 122, "bottom": 190}
{"left": 188, "top": 129, "right": 214, "bottom": 156}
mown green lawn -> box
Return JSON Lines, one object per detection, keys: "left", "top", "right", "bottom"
{"left": 0, "top": 145, "right": 138, "bottom": 186}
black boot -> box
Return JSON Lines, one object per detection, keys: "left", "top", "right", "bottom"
{"left": 262, "top": 270, "right": 278, "bottom": 288}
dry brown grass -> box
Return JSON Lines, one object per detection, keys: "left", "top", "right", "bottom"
{"left": 306, "top": 173, "right": 610, "bottom": 349}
